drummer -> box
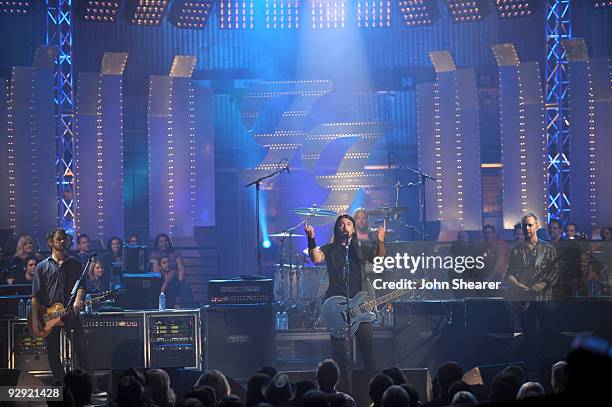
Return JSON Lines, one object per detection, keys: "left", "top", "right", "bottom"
{"left": 353, "top": 208, "right": 377, "bottom": 243}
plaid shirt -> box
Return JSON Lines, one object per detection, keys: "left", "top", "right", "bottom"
{"left": 505, "top": 239, "right": 560, "bottom": 301}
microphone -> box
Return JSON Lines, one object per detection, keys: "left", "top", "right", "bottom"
{"left": 343, "top": 233, "right": 350, "bottom": 245}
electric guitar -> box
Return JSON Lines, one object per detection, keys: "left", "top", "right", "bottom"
{"left": 321, "top": 289, "right": 408, "bottom": 339}
{"left": 27, "top": 291, "right": 115, "bottom": 338}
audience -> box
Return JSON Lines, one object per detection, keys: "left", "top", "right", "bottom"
{"left": 551, "top": 360, "right": 568, "bottom": 394}
{"left": 399, "top": 384, "right": 420, "bottom": 407}
{"left": 6, "top": 254, "right": 37, "bottom": 284}
{"left": 262, "top": 373, "right": 295, "bottom": 406}
{"left": 424, "top": 362, "right": 463, "bottom": 407}
{"left": 245, "top": 373, "right": 270, "bottom": 407}
{"left": 102, "top": 236, "right": 123, "bottom": 277}
{"left": 502, "top": 365, "right": 526, "bottom": 384}
{"left": 64, "top": 369, "right": 91, "bottom": 407}
{"left": 147, "top": 368, "right": 176, "bottom": 407}
{"left": 488, "top": 371, "right": 522, "bottom": 402}
{"left": 11, "top": 235, "right": 43, "bottom": 270}
{"left": 316, "top": 359, "right": 354, "bottom": 405}
{"left": 516, "top": 381, "right": 545, "bottom": 399}
{"left": 87, "top": 259, "right": 110, "bottom": 293}
{"left": 76, "top": 234, "right": 91, "bottom": 265}
{"left": 368, "top": 374, "right": 393, "bottom": 407}
{"left": 450, "top": 391, "right": 476, "bottom": 406}
{"left": 447, "top": 381, "right": 470, "bottom": 405}
{"left": 186, "top": 386, "right": 216, "bottom": 407}
{"left": 302, "top": 389, "right": 329, "bottom": 407}
{"left": 381, "top": 385, "right": 410, "bottom": 407}
{"left": 381, "top": 367, "right": 406, "bottom": 386}
{"left": 195, "top": 370, "right": 231, "bottom": 403}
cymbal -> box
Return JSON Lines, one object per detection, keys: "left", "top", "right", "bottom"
{"left": 291, "top": 206, "right": 337, "bottom": 218}
{"left": 269, "top": 232, "right": 305, "bottom": 238}
{"left": 367, "top": 206, "right": 408, "bottom": 217}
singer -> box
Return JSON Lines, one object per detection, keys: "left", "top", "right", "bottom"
{"left": 305, "top": 214, "right": 386, "bottom": 385}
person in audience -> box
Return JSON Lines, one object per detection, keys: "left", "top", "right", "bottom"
{"left": 295, "top": 381, "right": 318, "bottom": 407}
{"left": 76, "top": 234, "right": 91, "bottom": 265}
{"left": 218, "top": 395, "right": 243, "bottom": 407}
{"left": 146, "top": 368, "right": 175, "bottom": 407}
{"left": 11, "top": 235, "right": 43, "bottom": 270}
{"left": 128, "top": 234, "right": 141, "bottom": 246}
{"left": 245, "top": 373, "right": 270, "bottom": 407}
{"left": 478, "top": 225, "right": 506, "bottom": 284}
{"left": 447, "top": 381, "right": 470, "bottom": 405}
{"left": 548, "top": 219, "right": 563, "bottom": 243}
{"left": 600, "top": 226, "right": 612, "bottom": 241}
{"left": 516, "top": 381, "right": 545, "bottom": 399}
{"left": 262, "top": 373, "right": 295, "bottom": 407}
{"left": 488, "top": 371, "right": 522, "bottom": 402}
{"left": 186, "top": 386, "right": 216, "bottom": 407}
{"left": 195, "top": 370, "right": 231, "bottom": 403}
{"left": 450, "top": 391, "right": 476, "bottom": 406}
{"left": 328, "top": 392, "right": 353, "bottom": 407}
{"left": 87, "top": 259, "right": 110, "bottom": 293}
{"left": 150, "top": 233, "right": 185, "bottom": 281}
{"left": 159, "top": 254, "right": 181, "bottom": 307}
{"left": 316, "top": 359, "right": 354, "bottom": 405}
{"left": 302, "top": 389, "right": 329, "bottom": 407}
{"left": 423, "top": 362, "right": 463, "bottom": 407}
{"left": 381, "top": 385, "right": 410, "bottom": 407}
{"left": 64, "top": 369, "right": 92, "bottom": 407}
{"left": 513, "top": 223, "right": 525, "bottom": 243}
{"left": 368, "top": 374, "right": 393, "bottom": 407}
{"left": 382, "top": 367, "right": 406, "bottom": 386}
{"left": 114, "top": 375, "right": 150, "bottom": 407}
{"left": 102, "top": 236, "right": 123, "bottom": 277}
{"left": 565, "top": 223, "right": 578, "bottom": 239}
{"left": 176, "top": 399, "right": 204, "bottom": 407}
{"left": 502, "top": 365, "right": 526, "bottom": 384}
{"left": 6, "top": 254, "right": 37, "bottom": 284}
{"left": 399, "top": 384, "right": 420, "bottom": 407}
{"left": 551, "top": 360, "right": 568, "bottom": 394}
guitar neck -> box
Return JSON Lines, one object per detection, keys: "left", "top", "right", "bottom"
{"left": 364, "top": 289, "right": 408, "bottom": 311}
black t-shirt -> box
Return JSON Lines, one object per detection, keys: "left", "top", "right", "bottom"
{"left": 320, "top": 239, "right": 377, "bottom": 298}
{"left": 32, "top": 256, "right": 85, "bottom": 308}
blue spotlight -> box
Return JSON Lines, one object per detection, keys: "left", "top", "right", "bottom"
{"left": 263, "top": 240, "right": 272, "bottom": 249}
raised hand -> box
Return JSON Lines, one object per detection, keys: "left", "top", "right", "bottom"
{"left": 304, "top": 220, "right": 315, "bottom": 239}
{"left": 377, "top": 218, "right": 387, "bottom": 242}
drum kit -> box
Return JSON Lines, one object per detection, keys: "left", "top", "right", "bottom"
{"left": 271, "top": 203, "right": 417, "bottom": 328}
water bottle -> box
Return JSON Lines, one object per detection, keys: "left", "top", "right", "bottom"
{"left": 85, "top": 294, "right": 93, "bottom": 314}
{"left": 385, "top": 303, "right": 394, "bottom": 329}
{"left": 18, "top": 299, "right": 26, "bottom": 319}
{"left": 159, "top": 292, "right": 166, "bottom": 310}
{"left": 26, "top": 299, "right": 32, "bottom": 317}
{"left": 281, "top": 311, "right": 289, "bottom": 330}
{"left": 275, "top": 311, "right": 282, "bottom": 330}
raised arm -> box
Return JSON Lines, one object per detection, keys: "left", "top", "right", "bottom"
{"left": 304, "top": 221, "right": 325, "bottom": 264}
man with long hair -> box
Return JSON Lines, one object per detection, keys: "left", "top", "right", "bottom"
{"left": 305, "top": 214, "right": 386, "bottom": 377}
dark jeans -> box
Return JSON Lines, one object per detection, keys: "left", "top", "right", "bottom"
{"left": 45, "top": 319, "right": 92, "bottom": 383}
{"left": 331, "top": 322, "right": 376, "bottom": 375}
{"left": 518, "top": 301, "right": 556, "bottom": 375}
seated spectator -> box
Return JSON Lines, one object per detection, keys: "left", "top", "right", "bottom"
{"left": 600, "top": 226, "right": 612, "bottom": 241}
{"left": 186, "top": 386, "right": 216, "bottom": 407}
{"left": 245, "top": 373, "right": 270, "bottom": 407}
{"left": 302, "top": 389, "right": 329, "bottom": 407}
{"left": 146, "top": 368, "right": 175, "bottom": 407}
{"left": 64, "top": 369, "right": 91, "bottom": 407}
{"left": 159, "top": 254, "right": 181, "bottom": 308}
{"left": 195, "top": 370, "right": 231, "bottom": 403}
{"left": 450, "top": 391, "right": 476, "bottom": 406}
{"left": 516, "top": 381, "right": 545, "bottom": 399}
{"left": 150, "top": 233, "right": 185, "bottom": 282}
{"left": 102, "top": 236, "right": 123, "bottom": 277}
{"left": 424, "top": 362, "right": 463, "bottom": 407}
{"left": 369, "top": 374, "right": 393, "bottom": 407}
{"left": 399, "top": 384, "right": 420, "bottom": 407}
{"left": 316, "top": 359, "right": 354, "bottom": 406}
{"left": 447, "top": 381, "right": 470, "bottom": 405}
{"left": 87, "top": 259, "right": 110, "bottom": 293}
{"left": 6, "top": 254, "right": 37, "bottom": 285}
{"left": 128, "top": 234, "right": 141, "bottom": 246}
{"left": 11, "top": 235, "right": 43, "bottom": 271}
{"left": 76, "top": 234, "right": 91, "bottom": 265}
{"left": 382, "top": 367, "right": 406, "bottom": 386}
{"left": 513, "top": 223, "right": 525, "bottom": 243}
{"left": 262, "top": 374, "right": 296, "bottom": 407}
{"left": 502, "top": 365, "right": 526, "bottom": 384}
{"left": 381, "top": 385, "right": 410, "bottom": 407}
{"left": 114, "top": 376, "right": 147, "bottom": 407}
{"left": 488, "top": 371, "right": 522, "bottom": 402}
{"left": 551, "top": 360, "right": 568, "bottom": 394}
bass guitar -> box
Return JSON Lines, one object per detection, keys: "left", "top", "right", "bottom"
{"left": 321, "top": 289, "right": 408, "bottom": 339}
{"left": 27, "top": 291, "right": 115, "bottom": 338}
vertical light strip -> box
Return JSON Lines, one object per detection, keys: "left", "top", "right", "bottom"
{"left": 119, "top": 73, "right": 125, "bottom": 231}
{"left": 517, "top": 65, "right": 528, "bottom": 212}
{"left": 147, "top": 77, "right": 153, "bottom": 238}
{"left": 73, "top": 76, "right": 81, "bottom": 235}
{"left": 188, "top": 83, "right": 197, "bottom": 224}
{"left": 454, "top": 72, "right": 464, "bottom": 227}
{"left": 7, "top": 73, "right": 16, "bottom": 230}
{"left": 30, "top": 67, "right": 39, "bottom": 236}
{"left": 433, "top": 81, "right": 443, "bottom": 219}
{"left": 586, "top": 61, "right": 597, "bottom": 226}
{"left": 96, "top": 75, "right": 104, "bottom": 238}
{"left": 167, "top": 78, "right": 175, "bottom": 236}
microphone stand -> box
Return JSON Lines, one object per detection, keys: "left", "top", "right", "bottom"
{"left": 343, "top": 235, "right": 353, "bottom": 394}
{"left": 389, "top": 152, "right": 437, "bottom": 240}
{"left": 245, "top": 165, "right": 289, "bottom": 275}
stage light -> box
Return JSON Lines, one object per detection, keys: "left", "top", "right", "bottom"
{"left": 358, "top": 0, "right": 391, "bottom": 28}
{"left": 397, "top": 0, "right": 435, "bottom": 27}
{"left": 592, "top": 1, "right": 612, "bottom": 8}
{"left": 125, "top": 0, "right": 169, "bottom": 26}
{"left": 311, "top": 0, "right": 347, "bottom": 29}
{"left": 444, "top": 0, "right": 483, "bottom": 23}
{"left": 263, "top": 240, "right": 271, "bottom": 249}
{"left": 266, "top": 0, "right": 300, "bottom": 29}
{"left": 495, "top": 0, "right": 533, "bottom": 18}
{"left": 81, "top": 1, "right": 121, "bottom": 22}
{"left": 0, "top": 1, "right": 31, "bottom": 14}
{"left": 169, "top": 0, "right": 213, "bottom": 29}
{"left": 219, "top": 0, "right": 255, "bottom": 29}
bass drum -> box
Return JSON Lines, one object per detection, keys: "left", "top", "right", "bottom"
{"left": 299, "top": 264, "right": 329, "bottom": 304}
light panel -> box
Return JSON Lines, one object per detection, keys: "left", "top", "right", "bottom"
{"left": 169, "top": 0, "right": 213, "bottom": 29}
{"left": 125, "top": 0, "right": 169, "bottom": 26}
{"left": 397, "top": 0, "right": 435, "bottom": 26}
{"left": 311, "top": 0, "right": 346, "bottom": 29}
{"left": 592, "top": 1, "right": 612, "bottom": 8}
{"left": 444, "top": 0, "right": 483, "bottom": 23}
{"left": 219, "top": 1, "right": 255, "bottom": 29}
{"left": 266, "top": 0, "right": 300, "bottom": 29}
{"left": 495, "top": 0, "right": 533, "bottom": 18}
{"left": 358, "top": 0, "right": 391, "bottom": 28}
{"left": 0, "top": 1, "right": 31, "bottom": 14}
{"left": 82, "top": 1, "right": 120, "bottom": 22}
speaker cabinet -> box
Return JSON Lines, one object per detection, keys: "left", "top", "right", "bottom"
{"left": 204, "top": 305, "right": 275, "bottom": 379}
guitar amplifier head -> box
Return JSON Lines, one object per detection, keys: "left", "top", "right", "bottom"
{"left": 208, "top": 279, "right": 273, "bottom": 305}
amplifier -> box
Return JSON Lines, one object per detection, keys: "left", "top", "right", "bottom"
{"left": 82, "top": 314, "right": 145, "bottom": 369}
{"left": 147, "top": 311, "right": 201, "bottom": 369}
{"left": 208, "top": 278, "right": 273, "bottom": 305}
{"left": 9, "top": 321, "right": 52, "bottom": 373}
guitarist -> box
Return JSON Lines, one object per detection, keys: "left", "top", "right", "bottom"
{"left": 305, "top": 214, "right": 386, "bottom": 375}
{"left": 31, "top": 228, "right": 93, "bottom": 383}
{"left": 503, "top": 213, "right": 559, "bottom": 375}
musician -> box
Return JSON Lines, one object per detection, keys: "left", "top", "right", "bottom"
{"left": 31, "top": 229, "right": 93, "bottom": 383}
{"left": 504, "top": 213, "right": 559, "bottom": 373}
{"left": 305, "top": 214, "right": 386, "bottom": 374}
{"left": 353, "top": 208, "right": 376, "bottom": 242}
